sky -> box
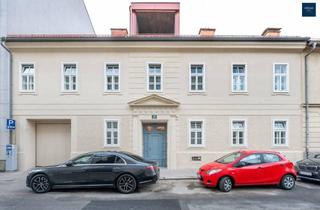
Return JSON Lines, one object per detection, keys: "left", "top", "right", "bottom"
{"left": 84, "top": 0, "right": 320, "bottom": 38}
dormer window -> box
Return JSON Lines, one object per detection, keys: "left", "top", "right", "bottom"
{"left": 130, "top": 2, "right": 180, "bottom": 35}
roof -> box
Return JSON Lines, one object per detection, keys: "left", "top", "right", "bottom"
{"left": 3, "top": 34, "right": 309, "bottom": 42}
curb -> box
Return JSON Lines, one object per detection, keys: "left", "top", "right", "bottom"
{"left": 159, "top": 177, "right": 197, "bottom": 181}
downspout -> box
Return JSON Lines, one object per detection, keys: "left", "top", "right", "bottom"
{"left": 1, "top": 37, "right": 13, "bottom": 144}
{"left": 304, "top": 41, "right": 317, "bottom": 159}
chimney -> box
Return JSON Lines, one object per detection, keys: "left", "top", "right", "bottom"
{"left": 261, "top": 27, "right": 281, "bottom": 37}
{"left": 199, "top": 28, "right": 216, "bottom": 36}
{"left": 111, "top": 28, "right": 128, "bottom": 37}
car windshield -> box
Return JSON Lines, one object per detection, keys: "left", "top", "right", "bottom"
{"left": 215, "top": 152, "right": 243, "bottom": 164}
{"left": 120, "top": 152, "right": 145, "bottom": 162}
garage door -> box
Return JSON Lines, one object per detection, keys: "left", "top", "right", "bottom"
{"left": 36, "top": 123, "right": 71, "bottom": 166}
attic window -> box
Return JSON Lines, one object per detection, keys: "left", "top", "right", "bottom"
{"left": 136, "top": 12, "right": 175, "bottom": 34}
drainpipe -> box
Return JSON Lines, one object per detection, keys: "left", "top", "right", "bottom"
{"left": 304, "top": 41, "right": 317, "bottom": 159}
{"left": 1, "top": 37, "right": 13, "bottom": 144}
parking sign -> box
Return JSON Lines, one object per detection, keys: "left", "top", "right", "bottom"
{"left": 6, "top": 119, "right": 16, "bottom": 129}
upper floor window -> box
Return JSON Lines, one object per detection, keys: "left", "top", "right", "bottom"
{"left": 105, "top": 63, "right": 120, "bottom": 92}
{"left": 147, "top": 63, "right": 162, "bottom": 92}
{"left": 20, "top": 64, "right": 35, "bottom": 92}
{"left": 273, "top": 64, "right": 288, "bottom": 92}
{"left": 231, "top": 120, "right": 246, "bottom": 146}
{"left": 232, "top": 64, "right": 247, "bottom": 92}
{"left": 190, "top": 64, "right": 205, "bottom": 92}
{"left": 273, "top": 120, "right": 288, "bottom": 146}
{"left": 104, "top": 120, "right": 119, "bottom": 147}
{"left": 189, "top": 120, "right": 204, "bottom": 146}
{"left": 62, "top": 63, "right": 77, "bottom": 92}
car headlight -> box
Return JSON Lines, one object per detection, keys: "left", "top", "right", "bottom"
{"left": 207, "top": 169, "right": 222, "bottom": 175}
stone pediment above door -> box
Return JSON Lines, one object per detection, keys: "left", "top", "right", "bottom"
{"left": 128, "top": 94, "right": 180, "bottom": 108}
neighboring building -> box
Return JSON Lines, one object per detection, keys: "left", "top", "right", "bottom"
{"left": 0, "top": 0, "right": 94, "bottom": 168}
{"left": 305, "top": 42, "right": 320, "bottom": 157}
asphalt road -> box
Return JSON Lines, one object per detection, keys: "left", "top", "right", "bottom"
{"left": 1, "top": 172, "right": 320, "bottom": 210}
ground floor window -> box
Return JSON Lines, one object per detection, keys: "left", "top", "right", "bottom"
{"left": 273, "top": 120, "right": 288, "bottom": 146}
{"left": 231, "top": 120, "right": 246, "bottom": 146}
{"left": 189, "top": 120, "right": 204, "bottom": 146}
{"left": 104, "top": 120, "right": 119, "bottom": 146}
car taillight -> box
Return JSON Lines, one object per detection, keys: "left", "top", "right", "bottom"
{"left": 147, "top": 165, "right": 157, "bottom": 172}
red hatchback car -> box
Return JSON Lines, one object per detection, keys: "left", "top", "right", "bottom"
{"left": 198, "top": 150, "right": 297, "bottom": 192}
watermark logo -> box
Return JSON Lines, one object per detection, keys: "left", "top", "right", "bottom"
{"left": 302, "top": 3, "right": 316, "bottom": 17}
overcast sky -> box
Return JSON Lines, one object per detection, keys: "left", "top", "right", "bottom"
{"left": 84, "top": 0, "right": 320, "bottom": 38}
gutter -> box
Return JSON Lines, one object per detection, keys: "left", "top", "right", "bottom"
{"left": 304, "top": 41, "right": 317, "bottom": 159}
{"left": 1, "top": 37, "right": 12, "bottom": 144}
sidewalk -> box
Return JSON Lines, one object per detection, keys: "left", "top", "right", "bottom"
{"left": 159, "top": 168, "right": 197, "bottom": 180}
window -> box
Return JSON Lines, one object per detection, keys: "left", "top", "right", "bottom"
{"left": 62, "top": 63, "right": 77, "bottom": 91}
{"left": 239, "top": 154, "right": 263, "bottom": 166}
{"left": 20, "top": 64, "right": 35, "bottom": 91}
{"left": 147, "top": 63, "right": 162, "bottom": 91}
{"left": 231, "top": 120, "right": 246, "bottom": 146}
{"left": 190, "top": 64, "right": 205, "bottom": 91}
{"left": 104, "top": 120, "right": 119, "bottom": 146}
{"left": 273, "top": 64, "right": 288, "bottom": 92}
{"left": 189, "top": 120, "right": 204, "bottom": 146}
{"left": 105, "top": 63, "right": 120, "bottom": 91}
{"left": 232, "top": 64, "right": 247, "bottom": 92}
{"left": 263, "top": 153, "right": 281, "bottom": 163}
{"left": 73, "top": 155, "right": 92, "bottom": 165}
{"left": 273, "top": 120, "right": 288, "bottom": 146}
{"left": 216, "top": 152, "right": 243, "bottom": 164}
{"left": 92, "top": 155, "right": 116, "bottom": 164}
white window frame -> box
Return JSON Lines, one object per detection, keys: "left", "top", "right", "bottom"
{"left": 61, "top": 62, "right": 78, "bottom": 92}
{"left": 231, "top": 63, "right": 247, "bottom": 92}
{"left": 189, "top": 63, "right": 206, "bottom": 92}
{"left": 147, "top": 62, "right": 163, "bottom": 92}
{"left": 104, "top": 119, "right": 120, "bottom": 147}
{"left": 19, "top": 62, "right": 36, "bottom": 92}
{"left": 272, "top": 119, "right": 289, "bottom": 147}
{"left": 273, "top": 63, "right": 289, "bottom": 93}
{"left": 230, "top": 119, "right": 247, "bottom": 147}
{"left": 104, "top": 62, "right": 121, "bottom": 92}
{"left": 188, "top": 119, "right": 205, "bottom": 147}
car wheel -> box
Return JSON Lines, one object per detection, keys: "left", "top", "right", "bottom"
{"left": 30, "top": 174, "right": 51, "bottom": 193}
{"left": 280, "top": 174, "right": 295, "bottom": 190}
{"left": 116, "top": 174, "right": 137, "bottom": 194}
{"left": 218, "top": 176, "right": 233, "bottom": 192}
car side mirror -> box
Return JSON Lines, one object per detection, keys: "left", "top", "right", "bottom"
{"left": 65, "top": 161, "right": 73, "bottom": 167}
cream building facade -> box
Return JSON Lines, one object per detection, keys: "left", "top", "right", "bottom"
{"left": 5, "top": 35, "right": 310, "bottom": 170}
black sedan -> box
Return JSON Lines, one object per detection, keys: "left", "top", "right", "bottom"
{"left": 26, "top": 151, "right": 159, "bottom": 194}
{"left": 296, "top": 154, "right": 320, "bottom": 182}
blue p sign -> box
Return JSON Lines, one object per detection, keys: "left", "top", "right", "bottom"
{"left": 6, "top": 119, "right": 16, "bottom": 130}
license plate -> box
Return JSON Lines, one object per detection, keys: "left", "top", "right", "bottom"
{"left": 299, "top": 171, "right": 312, "bottom": 176}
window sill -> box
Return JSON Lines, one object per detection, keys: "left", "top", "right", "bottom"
{"left": 231, "top": 145, "right": 248, "bottom": 148}
{"left": 103, "top": 145, "right": 120, "bottom": 148}
{"left": 229, "top": 92, "right": 249, "bottom": 96}
{"left": 188, "top": 92, "right": 207, "bottom": 96}
{"left": 18, "top": 92, "right": 37, "bottom": 96}
{"left": 272, "top": 92, "right": 290, "bottom": 96}
{"left": 103, "top": 92, "right": 122, "bottom": 95}
{"left": 60, "top": 92, "right": 80, "bottom": 96}
{"left": 188, "top": 145, "right": 206, "bottom": 148}
{"left": 272, "top": 145, "right": 289, "bottom": 149}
